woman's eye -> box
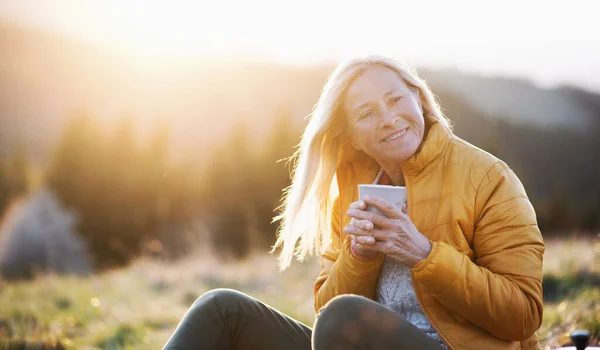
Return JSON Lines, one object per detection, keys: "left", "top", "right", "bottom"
{"left": 359, "top": 110, "right": 375, "bottom": 120}
{"left": 390, "top": 96, "right": 404, "bottom": 105}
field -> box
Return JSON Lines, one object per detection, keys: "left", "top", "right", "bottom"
{"left": 1, "top": 237, "right": 599, "bottom": 349}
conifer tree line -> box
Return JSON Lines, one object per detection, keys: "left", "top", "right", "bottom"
{"left": 0, "top": 106, "right": 598, "bottom": 271}
{"left": 0, "top": 145, "right": 29, "bottom": 215}
{"left": 39, "top": 112, "right": 299, "bottom": 269}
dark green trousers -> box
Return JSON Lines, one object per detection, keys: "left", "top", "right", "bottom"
{"left": 163, "top": 289, "right": 444, "bottom": 350}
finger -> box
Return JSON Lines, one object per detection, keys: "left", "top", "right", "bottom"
{"left": 366, "top": 240, "right": 394, "bottom": 255}
{"left": 349, "top": 218, "right": 373, "bottom": 231}
{"left": 370, "top": 228, "right": 394, "bottom": 241}
{"left": 348, "top": 200, "right": 367, "bottom": 210}
{"left": 354, "top": 235, "right": 375, "bottom": 245}
{"left": 346, "top": 208, "right": 389, "bottom": 227}
{"left": 363, "top": 196, "right": 404, "bottom": 219}
{"left": 354, "top": 242, "right": 378, "bottom": 254}
{"left": 343, "top": 224, "right": 372, "bottom": 236}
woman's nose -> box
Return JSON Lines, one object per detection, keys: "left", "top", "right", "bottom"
{"left": 380, "top": 109, "right": 399, "bottom": 127}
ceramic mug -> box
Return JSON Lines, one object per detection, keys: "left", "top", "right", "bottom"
{"left": 358, "top": 184, "right": 407, "bottom": 216}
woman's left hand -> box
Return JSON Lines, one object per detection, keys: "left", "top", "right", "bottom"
{"left": 346, "top": 195, "right": 432, "bottom": 267}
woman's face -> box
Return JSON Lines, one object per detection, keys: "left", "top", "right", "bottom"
{"left": 343, "top": 66, "right": 425, "bottom": 165}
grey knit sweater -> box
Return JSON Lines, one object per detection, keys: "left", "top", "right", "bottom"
{"left": 372, "top": 170, "right": 447, "bottom": 348}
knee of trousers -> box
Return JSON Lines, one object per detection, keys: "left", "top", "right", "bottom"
{"left": 314, "top": 294, "right": 370, "bottom": 331}
{"left": 189, "top": 288, "right": 253, "bottom": 317}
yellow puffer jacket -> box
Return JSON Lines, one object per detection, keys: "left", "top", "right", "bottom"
{"left": 314, "top": 120, "right": 545, "bottom": 349}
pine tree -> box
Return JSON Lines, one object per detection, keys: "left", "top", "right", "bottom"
{"left": 8, "top": 143, "right": 29, "bottom": 195}
{"left": 0, "top": 144, "right": 29, "bottom": 217}
{"left": 0, "top": 160, "right": 9, "bottom": 215}
{"left": 138, "top": 123, "right": 171, "bottom": 245}
{"left": 206, "top": 120, "right": 254, "bottom": 258}
{"left": 252, "top": 111, "right": 299, "bottom": 250}
{"left": 46, "top": 114, "right": 105, "bottom": 210}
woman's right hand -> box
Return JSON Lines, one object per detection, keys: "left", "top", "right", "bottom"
{"left": 343, "top": 200, "right": 379, "bottom": 259}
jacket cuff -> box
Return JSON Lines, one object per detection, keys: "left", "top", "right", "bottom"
{"left": 411, "top": 241, "right": 463, "bottom": 296}
{"left": 337, "top": 236, "right": 384, "bottom": 282}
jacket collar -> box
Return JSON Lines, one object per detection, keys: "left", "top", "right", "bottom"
{"left": 401, "top": 120, "right": 453, "bottom": 177}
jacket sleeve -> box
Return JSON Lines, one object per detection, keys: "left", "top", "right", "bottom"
{"left": 411, "top": 161, "right": 545, "bottom": 341}
{"left": 313, "top": 195, "right": 385, "bottom": 313}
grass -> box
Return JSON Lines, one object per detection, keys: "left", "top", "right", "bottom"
{"left": 1, "top": 237, "right": 599, "bottom": 349}
{"left": 0, "top": 249, "right": 320, "bottom": 349}
{"left": 538, "top": 236, "right": 600, "bottom": 349}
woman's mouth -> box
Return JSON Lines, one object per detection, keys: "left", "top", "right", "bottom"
{"left": 382, "top": 128, "right": 408, "bottom": 142}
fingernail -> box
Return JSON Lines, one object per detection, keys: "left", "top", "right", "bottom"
{"left": 363, "top": 195, "right": 371, "bottom": 201}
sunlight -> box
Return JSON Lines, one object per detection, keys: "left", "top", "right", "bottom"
{"left": 2, "top": 0, "right": 599, "bottom": 88}
{"left": 94, "top": 2, "right": 240, "bottom": 58}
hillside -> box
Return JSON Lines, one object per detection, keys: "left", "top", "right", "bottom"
{"left": 2, "top": 22, "right": 599, "bottom": 159}
{"left": 1, "top": 22, "right": 599, "bottom": 232}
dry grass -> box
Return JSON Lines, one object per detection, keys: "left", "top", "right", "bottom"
{"left": 1, "top": 236, "right": 599, "bottom": 349}
{"left": 0, "top": 250, "right": 320, "bottom": 349}
{"left": 543, "top": 236, "right": 600, "bottom": 275}
{"left": 539, "top": 235, "right": 600, "bottom": 349}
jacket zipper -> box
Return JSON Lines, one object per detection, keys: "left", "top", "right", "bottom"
{"left": 405, "top": 171, "right": 455, "bottom": 350}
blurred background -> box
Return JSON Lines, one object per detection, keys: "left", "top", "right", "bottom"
{"left": 0, "top": 1, "right": 598, "bottom": 349}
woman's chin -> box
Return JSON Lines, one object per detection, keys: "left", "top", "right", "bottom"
{"left": 376, "top": 151, "right": 412, "bottom": 165}
{"left": 378, "top": 143, "right": 419, "bottom": 163}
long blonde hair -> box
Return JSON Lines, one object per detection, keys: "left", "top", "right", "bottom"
{"left": 271, "top": 55, "right": 452, "bottom": 270}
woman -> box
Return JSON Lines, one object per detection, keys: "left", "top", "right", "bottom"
{"left": 163, "top": 56, "right": 545, "bottom": 350}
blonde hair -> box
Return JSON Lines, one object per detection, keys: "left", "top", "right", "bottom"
{"left": 271, "top": 55, "right": 453, "bottom": 270}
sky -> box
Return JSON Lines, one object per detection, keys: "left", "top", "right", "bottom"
{"left": 2, "top": 0, "right": 600, "bottom": 91}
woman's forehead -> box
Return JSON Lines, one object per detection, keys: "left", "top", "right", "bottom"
{"left": 344, "top": 66, "right": 411, "bottom": 108}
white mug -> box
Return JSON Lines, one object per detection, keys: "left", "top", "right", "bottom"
{"left": 358, "top": 184, "right": 407, "bottom": 216}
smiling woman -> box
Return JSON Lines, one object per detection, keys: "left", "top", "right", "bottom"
{"left": 344, "top": 65, "right": 427, "bottom": 184}
{"left": 163, "top": 55, "right": 545, "bottom": 350}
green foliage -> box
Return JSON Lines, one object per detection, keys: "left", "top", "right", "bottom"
{"left": 0, "top": 253, "right": 319, "bottom": 349}
{"left": 543, "top": 271, "right": 600, "bottom": 302}
{"left": 45, "top": 115, "right": 189, "bottom": 269}
{"left": 1, "top": 239, "right": 599, "bottom": 349}
{"left": 0, "top": 143, "right": 30, "bottom": 215}
{"left": 251, "top": 111, "right": 297, "bottom": 249}
{"left": 540, "top": 288, "right": 600, "bottom": 347}
{"left": 42, "top": 110, "right": 300, "bottom": 267}
{"left": 95, "top": 324, "right": 146, "bottom": 349}
{"left": 202, "top": 111, "right": 299, "bottom": 258}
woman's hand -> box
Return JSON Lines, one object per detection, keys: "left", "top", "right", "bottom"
{"left": 343, "top": 200, "right": 379, "bottom": 259}
{"left": 344, "top": 195, "right": 432, "bottom": 267}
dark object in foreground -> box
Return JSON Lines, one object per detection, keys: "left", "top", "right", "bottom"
{"left": 571, "top": 329, "right": 591, "bottom": 350}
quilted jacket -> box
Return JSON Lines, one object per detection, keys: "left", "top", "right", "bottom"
{"left": 314, "top": 119, "right": 545, "bottom": 349}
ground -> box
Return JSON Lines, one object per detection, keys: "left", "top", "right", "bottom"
{"left": 1, "top": 237, "right": 598, "bottom": 349}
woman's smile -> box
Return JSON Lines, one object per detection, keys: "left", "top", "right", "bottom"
{"left": 382, "top": 127, "right": 409, "bottom": 143}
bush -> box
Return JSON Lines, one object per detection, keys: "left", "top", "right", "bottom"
{"left": 0, "top": 189, "right": 91, "bottom": 280}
